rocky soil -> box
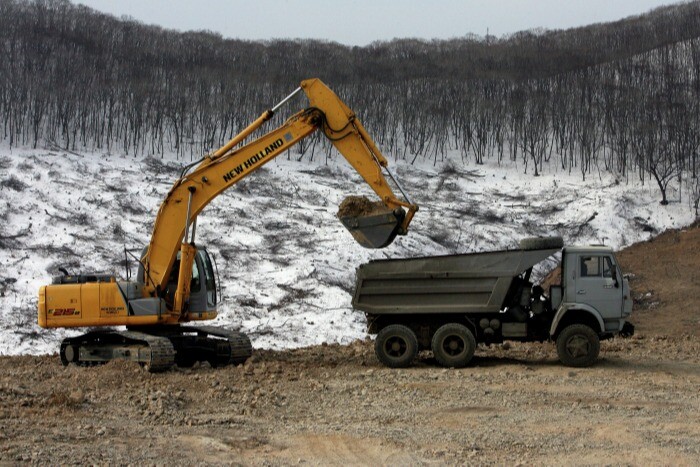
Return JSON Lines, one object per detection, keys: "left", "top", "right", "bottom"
{"left": 1, "top": 337, "right": 699, "bottom": 465}
{"left": 1, "top": 223, "right": 699, "bottom": 465}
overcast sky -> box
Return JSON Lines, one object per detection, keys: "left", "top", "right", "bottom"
{"left": 77, "top": 0, "right": 680, "bottom": 46}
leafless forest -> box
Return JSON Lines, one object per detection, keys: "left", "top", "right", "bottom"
{"left": 2, "top": 0, "right": 700, "bottom": 204}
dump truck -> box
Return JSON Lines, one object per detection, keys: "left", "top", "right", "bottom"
{"left": 352, "top": 237, "right": 634, "bottom": 368}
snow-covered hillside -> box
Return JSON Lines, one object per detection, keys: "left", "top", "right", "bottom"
{"left": 0, "top": 147, "right": 695, "bottom": 355}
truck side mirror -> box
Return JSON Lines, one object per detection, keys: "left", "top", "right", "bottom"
{"left": 611, "top": 267, "right": 619, "bottom": 288}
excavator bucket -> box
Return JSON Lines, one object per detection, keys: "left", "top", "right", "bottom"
{"left": 337, "top": 196, "right": 406, "bottom": 248}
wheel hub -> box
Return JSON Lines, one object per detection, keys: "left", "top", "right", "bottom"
{"left": 64, "top": 345, "right": 76, "bottom": 362}
{"left": 443, "top": 336, "right": 465, "bottom": 356}
{"left": 385, "top": 336, "right": 407, "bottom": 357}
{"left": 566, "top": 335, "right": 589, "bottom": 357}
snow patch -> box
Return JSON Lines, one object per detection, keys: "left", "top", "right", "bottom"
{"left": 0, "top": 147, "right": 695, "bottom": 355}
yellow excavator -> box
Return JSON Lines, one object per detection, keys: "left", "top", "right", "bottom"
{"left": 37, "top": 79, "right": 418, "bottom": 371}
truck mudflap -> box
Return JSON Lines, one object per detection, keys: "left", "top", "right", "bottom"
{"left": 620, "top": 321, "right": 635, "bottom": 338}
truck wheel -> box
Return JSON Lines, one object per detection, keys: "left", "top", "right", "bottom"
{"left": 556, "top": 324, "right": 600, "bottom": 367}
{"left": 374, "top": 324, "right": 418, "bottom": 368}
{"left": 431, "top": 323, "right": 476, "bottom": 368}
{"left": 519, "top": 236, "right": 564, "bottom": 250}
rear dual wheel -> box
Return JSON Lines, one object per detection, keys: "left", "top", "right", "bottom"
{"left": 431, "top": 323, "right": 476, "bottom": 368}
{"left": 374, "top": 324, "right": 418, "bottom": 368}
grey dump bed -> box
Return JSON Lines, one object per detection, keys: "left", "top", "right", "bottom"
{"left": 353, "top": 246, "right": 560, "bottom": 315}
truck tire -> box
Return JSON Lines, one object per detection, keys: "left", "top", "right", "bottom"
{"left": 556, "top": 324, "right": 600, "bottom": 367}
{"left": 519, "top": 236, "right": 564, "bottom": 250}
{"left": 374, "top": 324, "right": 418, "bottom": 368}
{"left": 431, "top": 323, "right": 476, "bottom": 368}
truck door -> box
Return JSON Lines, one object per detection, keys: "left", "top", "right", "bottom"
{"left": 574, "top": 254, "right": 623, "bottom": 321}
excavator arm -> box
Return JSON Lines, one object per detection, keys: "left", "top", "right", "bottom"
{"left": 142, "top": 79, "right": 418, "bottom": 313}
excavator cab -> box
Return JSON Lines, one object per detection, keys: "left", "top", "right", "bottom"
{"left": 144, "top": 248, "right": 218, "bottom": 316}
{"left": 337, "top": 196, "right": 407, "bottom": 249}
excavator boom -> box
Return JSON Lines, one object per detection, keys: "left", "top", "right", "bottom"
{"left": 142, "top": 79, "right": 417, "bottom": 300}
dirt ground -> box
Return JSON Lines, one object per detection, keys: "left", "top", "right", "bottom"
{"left": 1, "top": 224, "right": 699, "bottom": 465}
{"left": 615, "top": 221, "right": 700, "bottom": 338}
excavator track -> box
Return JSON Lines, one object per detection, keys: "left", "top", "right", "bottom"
{"left": 60, "top": 330, "right": 176, "bottom": 373}
{"left": 120, "top": 331, "right": 177, "bottom": 372}
{"left": 59, "top": 326, "right": 251, "bottom": 371}
{"left": 184, "top": 325, "right": 253, "bottom": 366}
{"left": 123, "top": 325, "right": 253, "bottom": 368}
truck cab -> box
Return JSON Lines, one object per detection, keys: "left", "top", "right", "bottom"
{"left": 551, "top": 246, "right": 633, "bottom": 338}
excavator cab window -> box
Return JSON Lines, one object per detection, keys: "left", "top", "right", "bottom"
{"left": 165, "top": 253, "right": 203, "bottom": 305}
{"left": 190, "top": 259, "right": 201, "bottom": 292}
{"left": 199, "top": 250, "right": 217, "bottom": 307}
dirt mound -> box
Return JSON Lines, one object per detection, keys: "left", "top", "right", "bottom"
{"left": 616, "top": 220, "right": 700, "bottom": 336}
{"left": 542, "top": 221, "right": 700, "bottom": 337}
{"left": 337, "top": 195, "right": 389, "bottom": 218}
